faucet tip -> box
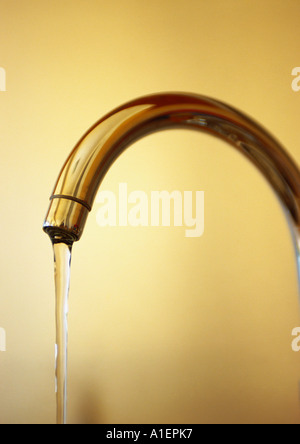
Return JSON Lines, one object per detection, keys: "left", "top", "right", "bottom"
{"left": 43, "top": 225, "right": 76, "bottom": 246}
{"left": 43, "top": 196, "right": 90, "bottom": 245}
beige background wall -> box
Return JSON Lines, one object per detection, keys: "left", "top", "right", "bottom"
{"left": 0, "top": 0, "right": 300, "bottom": 424}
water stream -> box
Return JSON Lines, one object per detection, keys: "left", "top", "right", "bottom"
{"left": 52, "top": 242, "right": 72, "bottom": 425}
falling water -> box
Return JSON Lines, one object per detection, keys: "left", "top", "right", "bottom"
{"left": 52, "top": 242, "right": 72, "bottom": 425}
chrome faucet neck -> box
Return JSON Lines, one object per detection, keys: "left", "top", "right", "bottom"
{"left": 43, "top": 92, "right": 300, "bottom": 248}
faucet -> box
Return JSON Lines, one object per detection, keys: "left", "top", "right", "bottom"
{"left": 43, "top": 92, "right": 300, "bottom": 275}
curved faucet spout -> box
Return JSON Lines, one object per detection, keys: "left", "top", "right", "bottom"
{"left": 43, "top": 92, "right": 300, "bottom": 257}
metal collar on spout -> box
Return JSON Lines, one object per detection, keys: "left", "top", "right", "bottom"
{"left": 43, "top": 92, "right": 300, "bottom": 248}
